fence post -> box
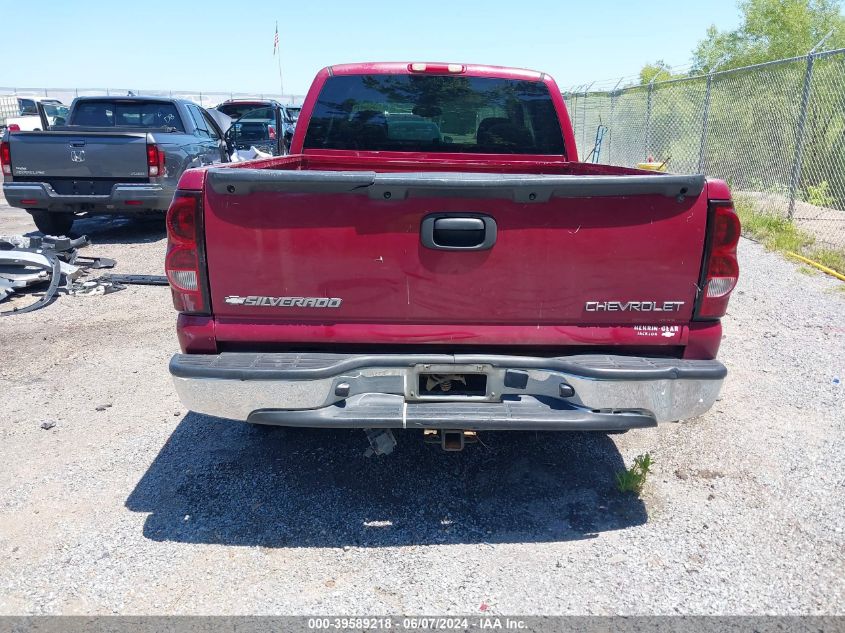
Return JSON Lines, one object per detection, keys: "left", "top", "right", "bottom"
{"left": 579, "top": 82, "right": 593, "bottom": 158}
{"left": 568, "top": 89, "right": 578, "bottom": 142}
{"left": 607, "top": 78, "right": 623, "bottom": 165}
{"left": 788, "top": 53, "right": 816, "bottom": 219}
{"left": 697, "top": 73, "right": 714, "bottom": 174}
{"left": 580, "top": 89, "right": 588, "bottom": 155}
{"left": 644, "top": 78, "right": 655, "bottom": 159}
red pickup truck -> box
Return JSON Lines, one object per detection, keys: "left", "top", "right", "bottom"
{"left": 165, "top": 62, "right": 739, "bottom": 450}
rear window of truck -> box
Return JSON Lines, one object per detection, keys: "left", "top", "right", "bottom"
{"left": 303, "top": 74, "right": 565, "bottom": 155}
{"left": 216, "top": 102, "right": 273, "bottom": 119}
{"left": 70, "top": 101, "right": 184, "bottom": 131}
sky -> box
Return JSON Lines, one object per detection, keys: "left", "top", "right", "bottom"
{"left": 4, "top": 0, "right": 742, "bottom": 96}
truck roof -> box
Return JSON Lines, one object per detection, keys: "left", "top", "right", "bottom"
{"left": 326, "top": 62, "right": 546, "bottom": 81}
{"left": 72, "top": 95, "right": 193, "bottom": 106}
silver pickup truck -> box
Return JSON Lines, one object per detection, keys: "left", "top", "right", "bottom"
{"left": 1, "top": 96, "right": 229, "bottom": 234}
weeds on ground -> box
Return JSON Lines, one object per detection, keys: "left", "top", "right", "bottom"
{"left": 806, "top": 181, "right": 836, "bottom": 208}
{"left": 734, "top": 199, "right": 845, "bottom": 276}
{"left": 735, "top": 200, "right": 814, "bottom": 252}
{"left": 615, "top": 453, "right": 654, "bottom": 495}
{"left": 807, "top": 248, "right": 845, "bottom": 276}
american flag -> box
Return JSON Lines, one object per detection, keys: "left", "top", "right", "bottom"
{"left": 273, "top": 22, "right": 279, "bottom": 56}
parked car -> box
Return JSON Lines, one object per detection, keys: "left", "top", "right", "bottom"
{"left": 165, "top": 62, "right": 739, "bottom": 450}
{"left": 1, "top": 96, "right": 229, "bottom": 235}
{"left": 224, "top": 106, "right": 283, "bottom": 157}
{"left": 0, "top": 96, "right": 63, "bottom": 131}
{"left": 213, "top": 99, "right": 295, "bottom": 153}
{"left": 6, "top": 101, "right": 70, "bottom": 132}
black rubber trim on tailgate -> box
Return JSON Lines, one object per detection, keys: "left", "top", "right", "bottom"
{"left": 206, "top": 169, "right": 705, "bottom": 203}
{"left": 170, "top": 353, "right": 727, "bottom": 382}
{"left": 246, "top": 394, "right": 658, "bottom": 431}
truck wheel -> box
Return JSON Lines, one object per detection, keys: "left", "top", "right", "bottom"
{"left": 29, "top": 210, "right": 75, "bottom": 236}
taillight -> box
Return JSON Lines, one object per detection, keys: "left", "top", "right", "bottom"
{"left": 1, "top": 140, "right": 11, "bottom": 176}
{"left": 696, "top": 202, "right": 741, "bottom": 319}
{"left": 165, "top": 191, "right": 209, "bottom": 314}
{"left": 268, "top": 124, "right": 276, "bottom": 140}
{"left": 147, "top": 143, "right": 165, "bottom": 177}
{"left": 7, "top": 124, "right": 20, "bottom": 132}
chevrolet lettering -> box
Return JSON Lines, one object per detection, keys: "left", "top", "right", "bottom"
{"left": 585, "top": 300, "right": 686, "bottom": 312}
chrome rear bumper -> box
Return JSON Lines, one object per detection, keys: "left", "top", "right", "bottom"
{"left": 170, "top": 353, "right": 725, "bottom": 430}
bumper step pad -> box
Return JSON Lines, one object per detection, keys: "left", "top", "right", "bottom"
{"left": 247, "top": 394, "right": 656, "bottom": 431}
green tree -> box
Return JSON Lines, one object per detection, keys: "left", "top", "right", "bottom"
{"left": 639, "top": 60, "right": 675, "bottom": 84}
{"left": 691, "top": 0, "right": 845, "bottom": 72}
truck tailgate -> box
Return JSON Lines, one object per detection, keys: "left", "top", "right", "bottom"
{"left": 202, "top": 169, "right": 708, "bottom": 331}
{"left": 8, "top": 131, "right": 149, "bottom": 180}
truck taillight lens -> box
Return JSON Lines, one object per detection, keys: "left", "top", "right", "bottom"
{"left": 268, "top": 124, "right": 276, "bottom": 140}
{"left": 165, "top": 191, "right": 209, "bottom": 314}
{"left": 1, "top": 141, "right": 11, "bottom": 175}
{"left": 696, "top": 202, "right": 740, "bottom": 319}
{"left": 147, "top": 143, "right": 165, "bottom": 177}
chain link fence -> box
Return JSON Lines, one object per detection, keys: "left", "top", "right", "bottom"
{"left": 0, "top": 87, "right": 305, "bottom": 107}
{"left": 564, "top": 48, "right": 845, "bottom": 252}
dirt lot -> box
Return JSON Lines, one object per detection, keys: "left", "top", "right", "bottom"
{"left": 0, "top": 202, "right": 843, "bottom": 615}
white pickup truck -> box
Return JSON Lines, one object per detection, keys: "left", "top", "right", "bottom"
{"left": 0, "top": 96, "right": 67, "bottom": 132}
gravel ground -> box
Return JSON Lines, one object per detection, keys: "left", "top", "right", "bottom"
{"left": 0, "top": 202, "right": 843, "bottom": 615}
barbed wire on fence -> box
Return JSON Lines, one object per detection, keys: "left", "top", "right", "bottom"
{"left": 563, "top": 48, "right": 845, "bottom": 252}
{"left": 0, "top": 87, "right": 306, "bottom": 107}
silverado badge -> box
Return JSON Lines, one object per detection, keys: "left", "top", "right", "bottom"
{"left": 224, "top": 295, "right": 342, "bottom": 308}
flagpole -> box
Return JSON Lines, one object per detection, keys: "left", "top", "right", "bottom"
{"left": 274, "top": 21, "right": 284, "bottom": 100}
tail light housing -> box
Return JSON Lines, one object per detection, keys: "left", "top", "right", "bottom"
{"left": 408, "top": 63, "right": 466, "bottom": 74}
{"left": 1, "top": 140, "right": 11, "bottom": 176}
{"left": 165, "top": 191, "right": 209, "bottom": 314}
{"left": 7, "top": 124, "right": 20, "bottom": 132}
{"left": 695, "top": 201, "right": 740, "bottom": 319}
{"left": 268, "top": 124, "right": 276, "bottom": 140}
{"left": 147, "top": 143, "right": 165, "bottom": 177}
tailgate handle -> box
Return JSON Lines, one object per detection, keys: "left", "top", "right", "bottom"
{"left": 422, "top": 214, "right": 497, "bottom": 251}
